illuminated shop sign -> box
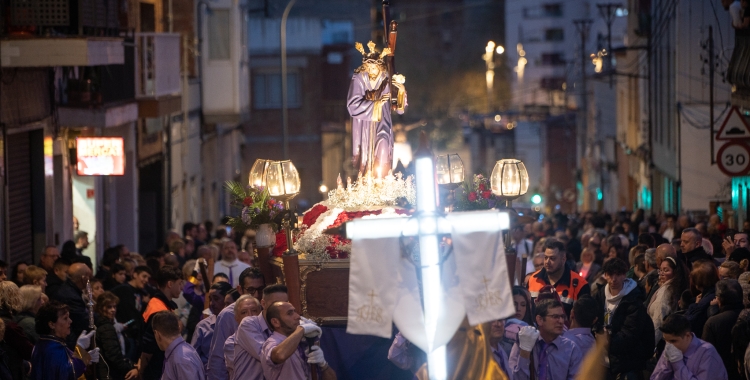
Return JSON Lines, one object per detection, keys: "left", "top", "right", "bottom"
{"left": 76, "top": 137, "right": 125, "bottom": 176}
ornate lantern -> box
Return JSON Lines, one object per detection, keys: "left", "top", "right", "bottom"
{"left": 265, "top": 160, "right": 301, "bottom": 201}
{"left": 490, "top": 159, "right": 529, "bottom": 204}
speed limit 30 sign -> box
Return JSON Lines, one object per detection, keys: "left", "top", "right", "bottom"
{"left": 718, "top": 141, "right": 750, "bottom": 176}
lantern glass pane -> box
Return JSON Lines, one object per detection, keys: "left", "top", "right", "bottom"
{"left": 249, "top": 159, "right": 270, "bottom": 188}
{"left": 502, "top": 162, "right": 520, "bottom": 196}
{"left": 281, "top": 160, "right": 301, "bottom": 195}
{"left": 266, "top": 162, "right": 284, "bottom": 196}
{"left": 436, "top": 155, "right": 450, "bottom": 185}
{"left": 448, "top": 154, "right": 464, "bottom": 183}
{"left": 490, "top": 161, "right": 503, "bottom": 195}
{"left": 518, "top": 161, "right": 529, "bottom": 195}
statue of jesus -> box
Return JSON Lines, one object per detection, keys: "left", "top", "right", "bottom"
{"left": 347, "top": 41, "right": 407, "bottom": 177}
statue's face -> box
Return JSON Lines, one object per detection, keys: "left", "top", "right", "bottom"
{"left": 365, "top": 63, "right": 381, "bottom": 77}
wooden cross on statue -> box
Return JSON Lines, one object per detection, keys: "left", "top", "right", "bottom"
{"left": 343, "top": 136, "right": 514, "bottom": 380}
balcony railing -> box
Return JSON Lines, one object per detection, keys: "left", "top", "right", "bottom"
{"left": 61, "top": 39, "right": 135, "bottom": 107}
{"left": 135, "top": 33, "right": 181, "bottom": 98}
{"left": 3, "top": 0, "right": 120, "bottom": 36}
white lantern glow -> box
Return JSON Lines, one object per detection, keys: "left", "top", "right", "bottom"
{"left": 266, "top": 160, "right": 301, "bottom": 200}
{"left": 490, "top": 159, "right": 529, "bottom": 199}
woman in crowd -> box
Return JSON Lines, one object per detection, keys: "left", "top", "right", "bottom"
{"left": 576, "top": 247, "right": 601, "bottom": 284}
{"left": 94, "top": 291, "right": 137, "bottom": 380}
{"left": 10, "top": 262, "right": 28, "bottom": 287}
{"left": 90, "top": 278, "right": 105, "bottom": 300}
{"left": 511, "top": 286, "right": 534, "bottom": 325}
{"left": 15, "top": 285, "right": 44, "bottom": 343}
{"left": 30, "top": 301, "right": 96, "bottom": 380}
{"left": 684, "top": 260, "right": 720, "bottom": 337}
{"left": 720, "top": 260, "right": 743, "bottom": 280}
{"left": 648, "top": 256, "right": 689, "bottom": 342}
{"left": 22, "top": 266, "right": 47, "bottom": 293}
{"left": 0, "top": 281, "right": 33, "bottom": 379}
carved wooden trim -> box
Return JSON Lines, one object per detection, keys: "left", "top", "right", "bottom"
{"left": 299, "top": 265, "right": 322, "bottom": 321}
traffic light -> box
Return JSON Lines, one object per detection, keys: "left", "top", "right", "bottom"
{"left": 531, "top": 194, "right": 542, "bottom": 205}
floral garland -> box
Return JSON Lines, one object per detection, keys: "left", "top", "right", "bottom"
{"left": 453, "top": 174, "right": 501, "bottom": 211}
{"left": 283, "top": 203, "right": 411, "bottom": 260}
{"left": 225, "top": 181, "right": 284, "bottom": 229}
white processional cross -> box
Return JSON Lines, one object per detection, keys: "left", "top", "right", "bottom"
{"left": 345, "top": 154, "right": 512, "bottom": 380}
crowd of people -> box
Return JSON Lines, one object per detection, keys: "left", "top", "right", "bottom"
{"left": 0, "top": 221, "right": 335, "bottom": 380}
{"left": 5, "top": 210, "right": 750, "bottom": 379}
{"left": 443, "top": 210, "right": 750, "bottom": 380}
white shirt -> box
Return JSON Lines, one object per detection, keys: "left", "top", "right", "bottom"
{"left": 213, "top": 259, "right": 252, "bottom": 287}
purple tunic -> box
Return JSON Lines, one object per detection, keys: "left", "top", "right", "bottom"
{"left": 207, "top": 302, "right": 236, "bottom": 380}
{"left": 233, "top": 314, "right": 270, "bottom": 380}
{"left": 191, "top": 314, "right": 216, "bottom": 368}
{"left": 162, "top": 336, "right": 206, "bottom": 380}
{"left": 508, "top": 335, "right": 582, "bottom": 380}
{"left": 562, "top": 327, "right": 595, "bottom": 355}
{"left": 223, "top": 334, "right": 236, "bottom": 380}
{"left": 347, "top": 71, "right": 405, "bottom": 174}
{"left": 261, "top": 331, "right": 309, "bottom": 380}
{"left": 651, "top": 335, "right": 728, "bottom": 380}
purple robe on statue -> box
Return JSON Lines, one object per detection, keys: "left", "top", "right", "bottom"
{"left": 347, "top": 71, "right": 405, "bottom": 175}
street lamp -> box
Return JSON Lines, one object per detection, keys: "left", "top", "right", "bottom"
{"left": 265, "top": 160, "right": 301, "bottom": 256}
{"left": 436, "top": 154, "right": 464, "bottom": 211}
{"left": 249, "top": 159, "right": 272, "bottom": 188}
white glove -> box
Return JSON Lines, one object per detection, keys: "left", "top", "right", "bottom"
{"left": 664, "top": 343, "right": 683, "bottom": 363}
{"left": 114, "top": 321, "right": 124, "bottom": 333}
{"left": 306, "top": 345, "right": 326, "bottom": 366}
{"left": 88, "top": 347, "right": 100, "bottom": 363}
{"left": 517, "top": 326, "right": 540, "bottom": 352}
{"left": 77, "top": 330, "right": 95, "bottom": 349}
{"left": 302, "top": 323, "right": 322, "bottom": 338}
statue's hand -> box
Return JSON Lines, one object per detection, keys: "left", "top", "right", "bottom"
{"left": 364, "top": 90, "right": 379, "bottom": 101}
{"left": 391, "top": 80, "right": 405, "bottom": 91}
{"left": 380, "top": 92, "right": 391, "bottom": 102}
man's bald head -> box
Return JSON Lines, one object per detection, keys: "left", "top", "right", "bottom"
{"left": 67, "top": 263, "right": 92, "bottom": 290}
{"left": 655, "top": 243, "right": 677, "bottom": 267}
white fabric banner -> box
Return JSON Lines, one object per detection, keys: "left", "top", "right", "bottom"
{"left": 346, "top": 210, "right": 513, "bottom": 352}
{"left": 346, "top": 235, "right": 401, "bottom": 338}
{"left": 448, "top": 212, "right": 515, "bottom": 325}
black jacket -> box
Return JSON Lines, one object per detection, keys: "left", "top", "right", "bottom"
{"left": 141, "top": 290, "right": 177, "bottom": 380}
{"left": 683, "top": 247, "right": 714, "bottom": 269}
{"left": 45, "top": 272, "right": 64, "bottom": 300}
{"left": 0, "top": 309, "right": 32, "bottom": 380}
{"left": 702, "top": 303, "right": 744, "bottom": 380}
{"left": 112, "top": 282, "right": 145, "bottom": 343}
{"left": 594, "top": 284, "right": 655, "bottom": 375}
{"left": 684, "top": 286, "right": 719, "bottom": 338}
{"left": 51, "top": 279, "right": 89, "bottom": 349}
{"left": 95, "top": 314, "right": 134, "bottom": 380}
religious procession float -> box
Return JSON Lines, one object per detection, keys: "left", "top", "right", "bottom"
{"left": 223, "top": 3, "right": 530, "bottom": 377}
